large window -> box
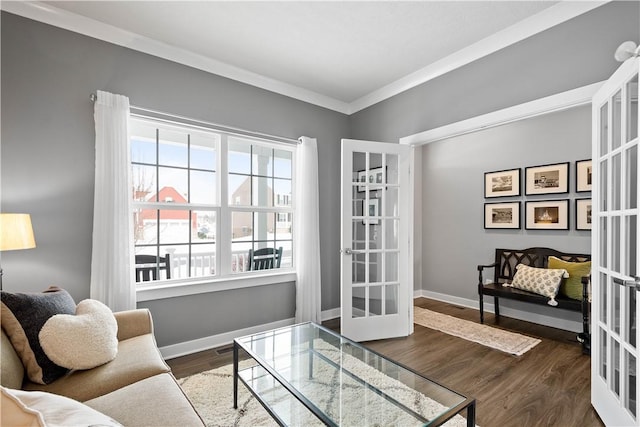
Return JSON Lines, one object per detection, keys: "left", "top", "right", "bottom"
{"left": 130, "top": 116, "right": 294, "bottom": 285}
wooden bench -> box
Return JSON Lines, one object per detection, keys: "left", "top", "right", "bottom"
{"left": 477, "top": 247, "right": 591, "bottom": 354}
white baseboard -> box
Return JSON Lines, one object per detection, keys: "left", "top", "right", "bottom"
{"left": 163, "top": 292, "right": 583, "bottom": 359}
{"left": 161, "top": 307, "right": 342, "bottom": 360}
{"left": 417, "top": 290, "right": 583, "bottom": 333}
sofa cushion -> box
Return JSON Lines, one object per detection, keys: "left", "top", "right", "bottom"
{"left": 23, "top": 333, "right": 171, "bottom": 401}
{"left": 1, "top": 329, "right": 25, "bottom": 389}
{"left": 84, "top": 373, "right": 205, "bottom": 427}
{"left": 40, "top": 299, "right": 118, "bottom": 370}
{"left": 2, "top": 386, "right": 122, "bottom": 427}
{"left": 1, "top": 386, "right": 44, "bottom": 427}
{"left": 1, "top": 287, "right": 76, "bottom": 384}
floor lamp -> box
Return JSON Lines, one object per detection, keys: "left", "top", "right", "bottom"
{"left": 0, "top": 213, "right": 36, "bottom": 291}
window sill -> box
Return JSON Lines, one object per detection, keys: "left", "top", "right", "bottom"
{"left": 136, "top": 269, "right": 297, "bottom": 302}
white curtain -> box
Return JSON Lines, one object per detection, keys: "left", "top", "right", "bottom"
{"left": 90, "top": 91, "right": 135, "bottom": 312}
{"left": 294, "top": 136, "right": 322, "bottom": 323}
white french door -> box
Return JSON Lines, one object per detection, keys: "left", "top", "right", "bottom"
{"left": 340, "top": 139, "right": 412, "bottom": 342}
{"left": 592, "top": 54, "right": 639, "bottom": 425}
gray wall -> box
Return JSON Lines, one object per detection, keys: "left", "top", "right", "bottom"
{"left": 0, "top": 12, "right": 348, "bottom": 346}
{"left": 350, "top": 1, "right": 639, "bottom": 142}
{"left": 421, "top": 106, "right": 591, "bottom": 324}
{"left": 1, "top": 2, "right": 638, "bottom": 347}
{"left": 349, "top": 2, "right": 638, "bottom": 326}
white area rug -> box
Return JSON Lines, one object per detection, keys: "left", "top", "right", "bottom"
{"left": 413, "top": 306, "right": 541, "bottom": 356}
{"left": 178, "top": 340, "right": 474, "bottom": 427}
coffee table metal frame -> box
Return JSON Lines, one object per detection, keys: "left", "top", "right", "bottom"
{"left": 233, "top": 322, "right": 475, "bottom": 427}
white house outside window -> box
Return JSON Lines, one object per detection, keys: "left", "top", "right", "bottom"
{"left": 130, "top": 116, "right": 294, "bottom": 285}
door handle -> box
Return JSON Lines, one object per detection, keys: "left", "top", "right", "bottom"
{"left": 613, "top": 276, "right": 640, "bottom": 291}
{"left": 342, "top": 248, "right": 364, "bottom": 255}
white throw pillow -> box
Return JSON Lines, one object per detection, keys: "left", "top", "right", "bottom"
{"left": 1, "top": 386, "right": 122, "bottom": 427}
{"left": 507, "top": 264, "right": 568, "bottom": 306}
{"left": 39, "top": 299, "right": 118, "bottom": 370}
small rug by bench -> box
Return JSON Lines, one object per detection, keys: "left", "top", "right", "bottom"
{"left": 414, "top": 306, "right": 541, "bottom": 356}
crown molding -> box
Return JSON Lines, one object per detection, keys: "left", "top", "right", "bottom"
{"left": 349, "top": 1, "right": 608, "bottom": 114}
{"left": 1, "top": 1, "right": 351, "bottom": 114}
{"left": 2, "top": 1, "right": 607, "bottom": 116}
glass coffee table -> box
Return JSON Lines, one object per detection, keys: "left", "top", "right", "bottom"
{"left": 233, "top": 322, "right": 475, "bottom": 426}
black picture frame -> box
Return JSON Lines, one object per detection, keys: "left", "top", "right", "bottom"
{"left": 525, "top": 162, "right": 570, "bottom": 195}
{"left": 525, "top": 199, "right": 570, "bottom": 230}
{"left": 484, "top": 168, "right": 521, "bottom": 198}
{"left": 575, "top": 198, "right": 592, "bottom": 230}
{"left": 484, "top": 202, "right": 521, "bottom": 229}
{"left": 575, "top": 159, "right": 592, "bottom": 193}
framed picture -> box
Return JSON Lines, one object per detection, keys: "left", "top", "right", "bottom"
{"left": 525, "top": 199, "right": 569, "bottom": 230}
{"left": 484, "top": 202, "right": 520, "bottom": 229}
{"left": 575, "top": 198, "right": 592, "bottom": 230}
{"left": 525, "top": 162, "right": 569, "bottom": 195}
{"left": 484, "top": 168, "right": 521, "bottom": 198}
{"left": 575, "top": 159, "right": 592, "bottom": 192}
{"left": 357, "top": 167, "right": 385, "bottom": 192}
{"left": 362, "top": 198, "right": 379, "bottom": 225}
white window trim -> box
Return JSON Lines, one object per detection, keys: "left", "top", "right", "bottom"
{"left": 131, "top": 113, "right": 297, "bottom": 300}
{"left": 136, "top": 269, "right": 297, "bottom": 301}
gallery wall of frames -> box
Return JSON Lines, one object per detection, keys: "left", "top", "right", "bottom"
{"left": 483, "top": 159, "right": 592, "bottom": 231}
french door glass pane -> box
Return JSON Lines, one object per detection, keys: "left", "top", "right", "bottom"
{"left": 601, "top": 103, "right": 609, "bottom": 156}
{"left": 628, "top": 145, "right": 638, "bottom": 209}
{"left": 353, "top": 287, "right": 365, "bottom": 318}
{"left": 601, "top": 159, "right": 608, "bottom": 211}
{"left": 601, "top": 327, "right": 608, "bottom": 380}
{"left": 385, "top": 252, "right": 399, "bottom": 282}
{"left": 601, "top": 272, "right": 609, "bottom": 327}
{"left": 385, "top": 285, "right": 398, "bottom": 315}
{"left": 352, "top": 253, "right": 365, "bottom": 284}
{"left": 613, "top": 89, "right": 623, "bottom": 150}
{"left": 614, "top": 280, "right": 621, "bottom": 335}
{"left": 626, "top": 351, "right": 637, "bottom": 416}
{"left": 369, "top": 286, "right": 382, "bottom": 316}
{"left": 613, "top": 154, "right": 622, "bottom": 210}
{"left": 352, "top": 220, "right": 365, "bottom": 249}
{"left": 601, "top": 217, "right": 608, "bottom": 269}
{"left": 613, "top": 339, "right": 621, "bottom": 397}
{"left": 385, "top": 219, "right": 399, "bottom": 250}
{"left": 628, "top": 286, "right": 637, "bottom": 348}
{"left": 369, "top": 252, "right": 381, "bottom": 282}
{"left": 627, "top": 74, "right": 638, "bottom": 142}
{"left": 627, "top": 215, "right": 638, "bottom": 277}
{"left": 387, "top": 154, "right": 399, "bottom": 185}
{"left": 613, "top": 216, "right": 621, "bottom": 272}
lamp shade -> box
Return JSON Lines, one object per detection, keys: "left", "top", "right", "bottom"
{"left": 0, "top": 213, "right": 36, "bottom": 251}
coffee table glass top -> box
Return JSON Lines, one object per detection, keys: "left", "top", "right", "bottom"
{"left": 234, "top": 322, "right": 474, "bottom": 426}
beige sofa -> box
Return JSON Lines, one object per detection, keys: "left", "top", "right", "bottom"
{"left": 1, "top": 308, "right": 205, "bottom": 426}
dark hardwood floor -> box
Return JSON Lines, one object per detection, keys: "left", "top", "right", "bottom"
{"left": 166, "top": 297, "right": 603, "bottom": 427}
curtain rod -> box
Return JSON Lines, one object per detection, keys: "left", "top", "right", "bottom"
{"left": 90, "top": 93, "right": 301, "bottom": 145}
